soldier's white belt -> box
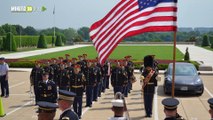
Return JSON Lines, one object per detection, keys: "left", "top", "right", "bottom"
{"left": 71, "top": 85, "right": 83, "bottom": 88}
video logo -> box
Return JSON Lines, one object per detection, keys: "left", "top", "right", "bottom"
{"left": 11, "top": 6, "right": 47, "bottom": 13}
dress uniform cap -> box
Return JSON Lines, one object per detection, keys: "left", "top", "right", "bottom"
{"left": 111, "top": 99, "right": 124, "bottom": 107}
{"left": 83, "top": 54, "right": 87, "bottom": 56}
{"left": 42, "top": 72, "right": 49, "bottom": 75}
{"left": 74, "top": 64, "right": 81, "bottom": 69}
{"left": 59, "top": 57, "right": 64, "bottom": 59}
{"left": 65, "top": 54, "right": 70, "bottom": 56}
{"left": 58, "top": 90, "right": 76, "bottom": 101}
{"left": 162, "top": 98, "right": 179, "bottom": 111}
{"left": 78, "top": 55, "right": 82, "bottom": 58}
{"left": 37, "top": 101, "right": 58, "bottom": 113}
{"left": 0, "top": 57, "right": 5, "bottom": 60}
{"left": 208, "top": 98, "right": 213, "bottom": 109}
{"left": 72, "top": 58, "right": 77, "bottom": 60}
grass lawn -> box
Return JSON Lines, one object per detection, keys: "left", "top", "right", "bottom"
{"left": 201, "top": 46, "right": 213, "bottom": 51}
{"left": 25, "top": 46, "right": 184, "bottom": 61}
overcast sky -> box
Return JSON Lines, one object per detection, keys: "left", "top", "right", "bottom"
{"left": 0, "top": 0, "right": 213, "bottom": 29}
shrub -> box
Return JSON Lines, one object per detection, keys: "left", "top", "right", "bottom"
{"left": 52, "top": 36, "right": 55, "bottom": 47}
{"left": 4, "top": 32, "right": 17, "bottom": 51}
{"left": 8, "top": 61, "right": 35, "bottom": 68}
{"left": 37, "top": 34, "right": 47, "bottom": 48}
{"left": 209, "top": 36, "right": 213, "bottom": 49}
{"left": 55, "top": 35, "right": 63, "bottom": 46}
{"left": 202, "top": 35, "right": 210, "bottom": 47}
{"left": 184, "top": 47, "right": 190, "bottom": 61}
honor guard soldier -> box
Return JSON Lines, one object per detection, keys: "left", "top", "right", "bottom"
{"left": 43, "top": 60, "right": 54, "bottom": 81}
{"left": 37, "top": 101, "right": 58, "bottom": 120}
{"left": 141, "top": 55, "right": 158, "bottom": 117}
{"left": 37, "top": 72, "right": 57, "bottom": 103}
{"left": 70, "top": 64, "right": 85, "bottom": 119}
{"left": 58, "top": 63, "right": 69, "bottom": 90}
{"left": 162, "top": 98, "right": 185, "bottom": 120}
{"left": 58, "top": 90, "right": 79, "bottom": 120}
{"left": 64, "top": 54, "right": 70, "bottom": 63}
{"left": 77, "top": 55, "right": 84, "bottom": 73}
{"left": 94, "top": 59, "right": 103, "bottom": 98}
{"left": 125, "top": 56, "right": 135, "bottom": 93}
{"left": 111, "top": 60, "right": 128, "bottom": 95}
{"left": 84, "top": 60, "right": 96, "bottom": 107}
{"left": 71, "top": 58, "right": 78, "bottom": 67}
{"left": 82, "top": 54, "right": 88, "bottom": 73}
{"left": 93, "top": 60, "right": 102, "bottom": 101}
{"left": 102, "top": 59, "right": 111, "bottom": 91}
{"left": 30, "top": 61, "right": 43, "bottom": 103}
{"left": 208, "top": 98, "right": 213, "bottom": 119}
{"left": 108, "top": 99, "right": 127, "bottom": 120}
{"left": 50, "top": 58, "right": 60, "bottom": 86}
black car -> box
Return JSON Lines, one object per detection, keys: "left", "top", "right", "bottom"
{"left": 163, "top": 62, "right": 204, "bottom": 96}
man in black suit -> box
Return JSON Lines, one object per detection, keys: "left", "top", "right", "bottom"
{"left": 208, "top": 98, "right": 213, "bottom": 120}
{"left": 58, "top": 90, "right": 79, "bottom": 120}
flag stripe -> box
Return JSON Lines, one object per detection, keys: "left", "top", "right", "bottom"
{"left": 90, "top": 0, "right": 177, "bottom": 64}
{"left": 96, "top": 10, "right": 176, "bottom": 52}
{"left": 99, "top": 22, "right": 176, "bottom": 62}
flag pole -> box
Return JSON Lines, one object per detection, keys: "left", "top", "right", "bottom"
{"left": 172, "top": 31, "right": 177, "bottom": 98}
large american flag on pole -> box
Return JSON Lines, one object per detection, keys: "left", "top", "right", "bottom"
{"left": 90, "top": 0, "right": 177, "bottom": 64}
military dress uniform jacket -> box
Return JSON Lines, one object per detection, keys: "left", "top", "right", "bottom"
{"left": 111, "top": 67, "right": 127, "bottom": 87}
{"left": 58, "top": 69, "right": 69, "bottom": 88}
{"left": 37, "top": 80, "right": 57, "bottom": 103}
{"left": 30, "top": 67, "right": 43, "bottom": 86}
{"left": 94, "top": 66, "right": 102, "bottom": 83}
{"left": 50, "top": 64, "right": 59, "bottom": 83}
{"left": 142, "top": 67, "right": 158, "bottom": 94}
{"left": 84, "top": 67, "right": 96, "bottom": 86}
{"left": 70, "top": 73, "right": 85, "bottom": 96}
{"left": 59, "top": 108, "right": 79, "bottom": 120}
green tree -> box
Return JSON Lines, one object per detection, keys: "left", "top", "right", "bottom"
{"left": 202, "top": 35, "right": 210, "bottom": 47}
{"left": 77, "top": 27, "right": 90, "bottom": 41}
{"left": 55, "top": 35, "right": 63, "bottom": 46}
{"left": 4, "top": 32, "right": 17, "bottom": 51}
{"left": 73, "top": 35, "right": 83, "bottom": 42}
{"left": 24, "top": 26, "right": 38, "bottom": 35}
{"left": 184, "top": 47, "right": 190, "bottom": 61}
{"left": 37, "top": 34, "right": 47, "bottom": 48}
{"left": 1, "top": 24, "right": 17, "bottom": 35}
{"left": 0, "top": 27, "right": 6, "bottom": 36}
{"left": 210, "top": 36, "right": 213, "bottom": 48}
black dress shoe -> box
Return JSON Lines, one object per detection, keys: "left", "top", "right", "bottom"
{"left": 5, "top": 95, "right": 9, "bottom": 98}
{"left": 1, "top": 95, "right": 4, "bottom": 97}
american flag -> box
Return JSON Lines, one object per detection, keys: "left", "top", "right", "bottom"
{"left": 90, "top": 0, "right": 177, "bottom": 64}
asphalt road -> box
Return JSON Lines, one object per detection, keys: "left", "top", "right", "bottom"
{"left": 0, "top": 72, "right": 212, "bottom": 120}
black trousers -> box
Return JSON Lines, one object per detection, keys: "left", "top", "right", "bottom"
{"left": 143, "top": 92, "right": 154, "bottom": 116}
{"left": 0, "top": 75, "right": 9, "bottom": 96}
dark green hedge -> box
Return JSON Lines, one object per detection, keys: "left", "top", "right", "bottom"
{"left": 8, "top": 61, "right": 35, "bottom": 68}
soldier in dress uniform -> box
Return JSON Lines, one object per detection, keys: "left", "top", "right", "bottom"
{"left": 30, "top": 61, "right": 43, "bottom": 104}
{"left": 70, "top": 64, "right": 85, "bottom": 119}
{"left": 37, "top": 101, "right": 58, "bottom": 120}
{"left": 125, "top": 56, "right": 134, "bottom": 93}
{"left": 208, "top": 98, "right": 213, "bottom": 120}
{"left": 64, "top": 54, "right": 70, "bottom": 63}
{"left": 71, "top": 58, "right": 78, "bottom": 67}
{"left": 58, "top": 90, "right": 79, "bottom": 120}
{"left": 93, "top": 60, "right": 102, "bottom": 101}
{"left": 37, "top": 72, "right": 57, "bottom": 103}
{"left": 58, "top": 63, "right": 69, "bottom": 90}
{"left": 102, "top": 59, "right": 111, "bottom": 91}
{"left": 141, "top": 55, "right": 158, "bottom": 117}
{"left": 84, "top": 60, "right": 96, "bottom": 107}
{"left": 111, "top": 60, "right": 128, "bottom": 95}
{"left": 162, "top": 98, "right": 185, "bottom": 120}
{"left": 77, "top": 55, "right": 84, "bottom": 73}
{"left": 43, "top": 60, "right": 54, "bottom": 81}
{"left": 108, "top": 99, "right": 127, "bottom": 120}
{"left": 50, "top": 58, "right": 60, "bottom": 86}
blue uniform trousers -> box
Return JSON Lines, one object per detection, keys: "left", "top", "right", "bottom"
{"left": 86, "top": 85, "right": 93, "bottom": 106}
{"left": 143, "top": 93, "right": 154, "bottom": 116}
{"left": 93, "top": 84, "right": 99, "bottom": 101}
{"left": 0, "top": 75, "right": 9, "bottom": 96}
{"left": 73, "top": 96, "right": 82, "bottom": 118}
